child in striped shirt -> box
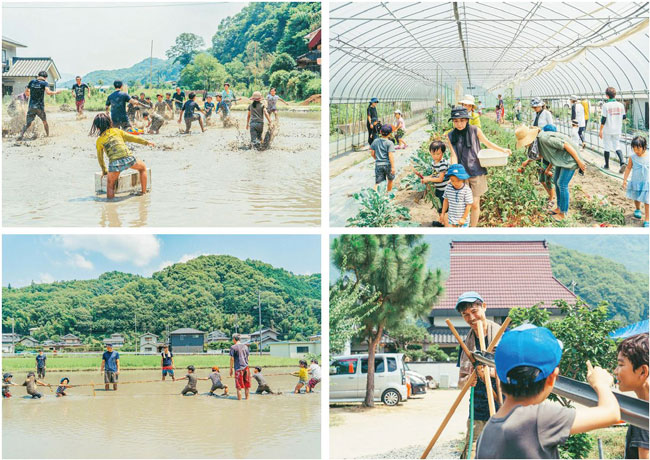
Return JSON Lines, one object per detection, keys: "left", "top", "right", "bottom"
{"left": 422, "top": 140, "right": 449, "bottom": 215}
{"left": 440, "top": 164, "right": 473, "bottom": 227}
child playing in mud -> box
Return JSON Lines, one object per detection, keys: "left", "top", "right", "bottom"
{"left": 292, "top": 360, "right": 309, "bottom": 394}
{"left": 266, "top": 88, "right": 289, "bottom": 122}
{"left": 172, "top": 87, "right": 185, "bottom": 115}
{"left": 22, "top": 371, "right": 50, "bottom": 399}
{"left": 622, "top": 136, "right": 649, "bottom": 227}
{"left": 179, "top": 365, "right": 199, "bottom": 395}
{"left": 90, "top": 113, "right": 153, "bottom": 199}
{"left": 439, "top": 164, "right": 473, "bottom": 228}
{"left": 221, "top": 83, "right": 240, "bottom": 117}
{"left": 307, "top": 359, "right": 321, "bottom": 392}
{"left": 105, "top": 80, "right": 143, "bottom": 130}
{"left": 201, "top": 366, "right": 228, "bottom": 396}
{"left": 421, "top": 140, "right": 449, "bottom": 216}
{"left": 56, "top": 378, "right": 71, "bottom": 397}
{"left": 613, "top": 333, "right": 649, "bottom": 458}
{"left": 246, "top": 91, "right": 272, "bottom": 148}
{"left": 253, "top": 367, "right": 275, "bottom": 394}
{"left": 204, "top": 95, "right": 216, "bottom": 121}
{"left": 2, "top": 373, "right": 17, "bottom": 398}
{"left": 370, "top": 124, "right": 396, "bottom": 192}
{"left": 164, "top": 93, "right": 174, "bottom": 118}
{"left": 154, "top": 94, "right": 168, "bottom": 117}
{"left": 178, "top": 92, "right": 206, "bottom": 134}
{"left": 476, "top": 325, "right": 620, "bottom": 459}
{"left": 17, "top": 71, "right": 64, "bottom": 141}
{"left": 143, "top": 111, "right": 164, "bottom": 134}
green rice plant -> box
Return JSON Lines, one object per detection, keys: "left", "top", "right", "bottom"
{"left": 347, "top": 185, "right": 415, "bottom": 227}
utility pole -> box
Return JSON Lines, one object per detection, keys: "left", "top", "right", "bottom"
{"left": 150, "top": 40, "right": 153, "bottom": 89}
{"left": 258, "top": 291, "right": 262, "bottom": 356}
{"left": 134, "top": 312, "right": 137, "bottom": 354}
{"left": 11, "top": 318, "right": 15, "bottom": 355}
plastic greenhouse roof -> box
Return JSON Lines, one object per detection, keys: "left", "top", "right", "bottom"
{"left": 330, "top": 2, "right": 649, "bottom": 102}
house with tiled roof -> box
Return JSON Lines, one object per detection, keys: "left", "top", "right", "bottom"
{"left": 2, "top": 36, "right": 60, "bottom": 96}
{"left": 429, "top": 240, "right": 578, "bottom": 350}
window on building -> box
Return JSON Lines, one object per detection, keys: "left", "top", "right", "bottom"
{"left": 296, "top": 346, "right": 309, "bottom": 353}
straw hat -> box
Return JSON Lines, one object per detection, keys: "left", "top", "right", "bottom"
{"left": 458, "top": 94, "right": 477, "bottom": 110}
{"left": 515, "top": 125, "right": 540, "bottom": 149}
{"left": 251, "top": 91, "right": 263, "bottom": 101}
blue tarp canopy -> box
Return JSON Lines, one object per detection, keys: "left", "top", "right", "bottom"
{"left": 609, "top": 319, "right": 649, "bottom": 339}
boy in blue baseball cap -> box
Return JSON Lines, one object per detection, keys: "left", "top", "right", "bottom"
{"left": 370, "top": 124, "right": 397, "bottom": 191}
{"left": 439, "top": 163, "right": 473, "bottom": 227}
{"left": 476, "top": 324, "right": 620, "bottom": 459}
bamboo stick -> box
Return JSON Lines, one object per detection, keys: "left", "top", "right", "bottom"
{"left": 477, "top": 321, "right": 496, "bottom": 416}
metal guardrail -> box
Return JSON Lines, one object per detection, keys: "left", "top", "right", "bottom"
{"left": 472, "top": 351, "right": 649, "bottom": 430}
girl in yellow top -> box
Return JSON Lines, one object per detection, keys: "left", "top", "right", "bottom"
{"left": 458, "top": 95, "right": 481, "bottom": 129}
{"left": 90, "top": 113, "right": 154, "bottom": 199}
{"left": 292, "top": 360, "right": 309, "bottom": 394}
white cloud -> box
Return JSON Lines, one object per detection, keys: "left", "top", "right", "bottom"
{"left": 39, "top": 273, "right": 55, "bottom": 284}
{"left": 70, "top": 253, "right": 94, "bottom": 270}
{"left": 157, "top": 260, "right": 174, "bottom": 271}
{"left": 56, "top": 235, "right": 161, "bottom": 267}
{"left": 154, "top": 253, "right": 212, "bottom": 273}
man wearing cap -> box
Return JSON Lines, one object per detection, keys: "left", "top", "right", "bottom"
{"left": 476, "top": 325, "right": 620, "bottom": 459}
{"left": 17, "top": 71, "right": 64, "bottom": 141}
{"left": 101, "top": 343, "right": 120, "bottom": 391}
{"left": 455, "top": 291, "right": 503, "bottom": 458}
{"left": 458, "top": 95, "right": 481, "bottom": 128}
{"left": 367, "top": 98, "right": 380, "bottom": 146}
{"left": 570, "top": 95, "right": 586, "bottom": 149}
{"left": 447, "top": 106, "right": 511, "bottom": 226}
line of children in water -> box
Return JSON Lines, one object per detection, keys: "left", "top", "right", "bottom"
{"left": 2, "top": 359, "right": 320, "bottom": 398}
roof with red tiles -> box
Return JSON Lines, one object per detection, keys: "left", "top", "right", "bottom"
{"left": 431, "top": 240, "right": 577, "bottom": 313}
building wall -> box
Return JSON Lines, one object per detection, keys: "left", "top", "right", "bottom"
{"left": 2, "top": 44, "right": 17, "bottom": 69}
{"left": 269, "top": 342, "right": 320, "bottom": 358}
{"left": 171, "top": 334, "right": 204, "bottom": 353}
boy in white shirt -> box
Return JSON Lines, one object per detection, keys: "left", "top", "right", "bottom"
{"left": 599, "top": 87, "right": 627, "bottom": 172}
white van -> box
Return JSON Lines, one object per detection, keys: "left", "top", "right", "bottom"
{"left": 330, "top": 353, "right": 408, "bottom": 406}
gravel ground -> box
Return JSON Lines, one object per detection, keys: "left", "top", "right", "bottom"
{"left": 357, "top": 440, "right": 462, "bottom": 459}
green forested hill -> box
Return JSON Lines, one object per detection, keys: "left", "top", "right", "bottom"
{"left": 549, "top": 245, "right": 648, "bottom": 325}
{"left": 2, "top": 255, "right": 321, "bottom": 345}
{"left": 60, "top": 58, "right": 182, "bottom": 88}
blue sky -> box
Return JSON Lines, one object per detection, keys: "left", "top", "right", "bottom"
{"left": 3, "top": 235, "right": 321, "bottom": 287}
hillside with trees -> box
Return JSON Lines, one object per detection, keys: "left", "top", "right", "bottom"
{"left": 549, "top": 244, "right": 648, "bottom": 325}
{"left": 2, "top": 255, "right": 321, "bottom": 347}
{"left": 60, "top": 58, "right": 182, "bottom": 88}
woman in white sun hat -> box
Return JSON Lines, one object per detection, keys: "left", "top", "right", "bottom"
{"left": 458, "top": 95, "right": 481, "bottom": 129}
{"left": 392, "top": 109, "right": 407, "bottom": 149}
{"left": 246, "top": 91, "right": 272, "bottom": 148}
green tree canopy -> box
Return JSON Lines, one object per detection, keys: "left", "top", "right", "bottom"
{"left": 166, "top": 33, "right": 206, "bottom": 67}
{"left": 179, "top": 53, "right": 228, "bottom": 91}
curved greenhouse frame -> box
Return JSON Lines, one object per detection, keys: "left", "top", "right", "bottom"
{"left": 329, "top": 1, "right": 649, "bottom": 157}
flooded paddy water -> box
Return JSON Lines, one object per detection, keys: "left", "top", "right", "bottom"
{"left": 2, "top": 368, "right": 320, "bottom": 459}
{"left": 2, "top": 110, "right": 320, "bottom": 227}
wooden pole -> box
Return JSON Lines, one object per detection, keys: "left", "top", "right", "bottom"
{"left": 420, "top": 317, "right": 511, "bottom": 459}
{"left": 91, "top": 381, "right": 96, "bottom": 397}
{"left": 477, "top": 321, "right": 496, "bottom": 416}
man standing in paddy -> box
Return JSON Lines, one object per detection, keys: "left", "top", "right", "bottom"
{"left": 101, "top": 343, "right": 120, "bottom": 391}
{"left": 455, "top": 291, "right": 502, "bottom": 458}
{"left": 229, "top": 333, "right": 251, "bottom": 400}
{"left": 17, "top": 70, "right": 64, "bottom": 141}
{"left": 105, "top": 80, "right": 143, "bottom": 130}
{"left": 71, "top": 76, "right": 90, "bottom": 117}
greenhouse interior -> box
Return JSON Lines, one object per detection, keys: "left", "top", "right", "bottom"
{"left": 329, "top": 1, "right": 649, "bottom": 228}
{"left": 330, "top": 1, "right": 649, "bottom": 157}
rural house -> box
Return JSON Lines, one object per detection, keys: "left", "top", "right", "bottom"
{"left": 17, "top": 336, "right": 40, "bottom": 348}
{"left": 2, "top": 36, "right": 60, "bottom": 96}
{"left": 103, "top": 333, "right": 125, "bottom": 348}
{"left": 2, "top": 333, "right": 21, "bottom": 353}
{"left": 59, "top": 334, "right": 82, "bottom": 347}
{"left": 169, "top": 328, "right": 205, "bottom": 353}
{"left": 139, "top": 333, "right": 159, "bottom": 354}
{"left": 428, "top": 240, "right": 578, "bottom": 351}
{"left": 269, "top": 340, "right": 321, "bottom": 358}
{"left": 248, "top": 328, "right": 280, "bottom": 349}
{"left": 297, "top": 28, "right": 321, "bottom": 71}
{"left": 206, "top": 329, "right": 229, "bottom": 343}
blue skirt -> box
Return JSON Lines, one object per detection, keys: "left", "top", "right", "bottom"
{"left": 108, "top": 156, "right": 136, "bottom": 172}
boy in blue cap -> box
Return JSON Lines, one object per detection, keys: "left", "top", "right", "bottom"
{"left": 439, "top": 164, "right": 473, "bottom": 227}
{"left": 456, "top": 291, "right": 503, "bottom": 458}
{"left": 370, "top": 124, "right": 397, "bottom": 191}
{"left": 476, "top": 324, "right": 620, "bottom": 459}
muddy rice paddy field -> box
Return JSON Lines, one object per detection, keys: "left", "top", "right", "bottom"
{"left": 2, "top": 368, "right": 320, "bottom": 459}
{"left": 2, "top": 109, "right": 320, "bottom": 227}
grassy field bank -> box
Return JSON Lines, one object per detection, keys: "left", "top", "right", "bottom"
{"left": 2, "top": 354, "right": 299, "bottom": 372}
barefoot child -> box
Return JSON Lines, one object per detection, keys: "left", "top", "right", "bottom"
{"left": 2, "top": 373, "right": 17, "bottom": 398}
{"left": 23, "top": 371, "right": 51, "bottom": 399}
{"left": 476, "top": 325, "right": 620, "bottom": 459}
{"left": 56, "top": 378, "right": 71, "bottom": 397}
{"left": 421, "top": 140, "right": 449, "bottom": 216}
{"left": 143, "top": 111, "right": 164, "bottom": 134}
{"left": 266, "top": 87, "right": 289, "bottom": 122}
{"left": 201, "top": 366, "right": 228, "bottom": 396}
{"left": 178, "top": 92, "right": 205, "bottom": 134}
{"left": 307, "top": 359, "right": 321, "bottom": 392}
{"left": 370, "top": 124, "right": 396, "bottom": 191}
{"left": 204, "top": 96, "right": 216, "bottom": 122}
{"left": 293, "top": 360, "right": 309, "bottom": 394}
{"left": 179, "top": 365, "right": 199, "bottom": 395}
{"left": 253, "top": 367, "right": 275, "bottom": 394}
{"left": 17, "top": 71, "right": 64, "bottom": 140}
{"left": 392, "top": 110, "right": 407, "bottom": 149}
{"left": 90, "top": 113, "right": 153, "bottom": 199}
{"left": 246, "top": 91, "right": 272, "bottom": 148}
{"left": 622, "top": 136, "right": 649, "bottom": 227}
{"left": 439, "top": 164, "right": 473, "bottom": 228}
{"left": 164, "top": 93, "right": 174, "bottom": 118}
{"left": 154, "top": 94, "right": 168, "bottom": 118}
{"left": 614, "top": 333, "right": 649, "bottom": 459}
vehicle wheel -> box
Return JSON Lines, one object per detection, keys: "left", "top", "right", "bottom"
{"left": 382, "top": 388, "right": 400, "bottom": 406}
